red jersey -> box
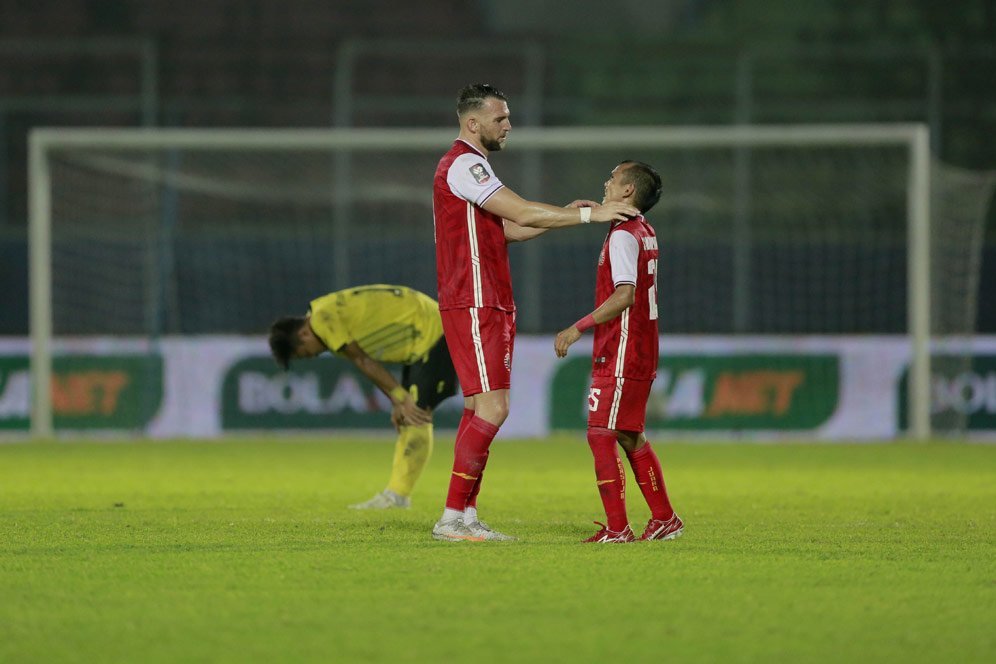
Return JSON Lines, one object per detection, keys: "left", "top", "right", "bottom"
{"left": 433, "top": 139, "right": 514, "bottom": 311}
{"left": 591, "top": 216, "right": 660, "bottom": 380}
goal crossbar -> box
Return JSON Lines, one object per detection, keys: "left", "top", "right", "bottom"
{"left": 31, "top": 123, "right": 926, "bottom": 151}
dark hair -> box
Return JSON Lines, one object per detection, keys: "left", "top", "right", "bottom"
{"left": 618, "top": 160, "right": 663, "bottom": 213}
{"left": 456, "top": 83, "right": 507, "bottom": 116}
{"left": 268, "top": 316, "right": 306, "bottom": 370}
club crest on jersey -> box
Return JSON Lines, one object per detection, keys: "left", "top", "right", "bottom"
{"left": 469, "top": 163, "right": 491, "bottom": 184}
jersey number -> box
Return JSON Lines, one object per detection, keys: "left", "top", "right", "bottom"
{"left": 647, "top": 258, "right": 659, "bottom": 321}
{"left": 588, "top": 387, "right": 601, "bottom": 412}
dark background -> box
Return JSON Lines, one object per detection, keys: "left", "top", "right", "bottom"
{"left": 1, "top": 0, "right": 994, "bottom": 334}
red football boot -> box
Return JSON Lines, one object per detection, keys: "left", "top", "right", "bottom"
{"left": 583, "top": 521, "right": 635, "bottom": 543}
{"left": 639, "top": 514, "right": 684, "bottom": 541}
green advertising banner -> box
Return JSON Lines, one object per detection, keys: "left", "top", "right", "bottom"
{"left": 551, "top": 354, "right": 840, "bottom": 431}
{"left": 0, "top": 355, "right": 163, "bottom": 430}
{"left": 898, "top": 355, "right": 996, "bottom": 431}
{"left": 221, "top": 356, "right": 464, "bottom": 430}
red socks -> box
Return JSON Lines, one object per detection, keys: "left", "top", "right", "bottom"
{"left": 626, "top": 442, "right": 675, "bottom": 521}
{"left": 454, "top": 408, "right": 487, "bottom": 509}
{"left": 455, "top": 408, "right": 474, "bottom": 442}
{"left": 587, "top": 427, "right": 629, "bottom": 531}
{"left": 589, "top": 429, "right": 676, "bottom": 528}
{"left": 466, "top": 449, "right": 488, "bottom": 509}
{"left": 445, "top": 415, "right": 499, "bottom": 511}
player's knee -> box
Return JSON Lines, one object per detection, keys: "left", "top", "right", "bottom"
{"left": 586, "top": 427, "right": 614, "bottom": 451}
{"left": 476, "top": 401, "right": 509, "bottom": 426}
{"left": 472, "top": 390, "right": 510, "bottom": 426}
{"left": 484, "top": 405, "right": 510, "bottom": 425}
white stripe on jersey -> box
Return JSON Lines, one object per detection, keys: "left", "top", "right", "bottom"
{"left": 470, "top": 307, "right": 490, "bottom": 392}
{"left": 466, "top": 202, "right": 483, "bottom": 307}
{"left": 614, "top": 308, "right": 630, "bottom": 377}
{"left": 608, "top": 377, "right": 624, "bottom": 429}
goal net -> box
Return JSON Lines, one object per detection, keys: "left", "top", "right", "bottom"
{"left": 27, "top": 126, "right": 993, "bottom": 438}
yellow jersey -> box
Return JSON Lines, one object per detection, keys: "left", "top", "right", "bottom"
{"left": 308, "top": 285, "right": 443, "bottom": 364}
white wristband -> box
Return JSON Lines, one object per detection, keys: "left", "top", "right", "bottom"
{"left": 580, "top": 207, "right": 592, "bottom": 224}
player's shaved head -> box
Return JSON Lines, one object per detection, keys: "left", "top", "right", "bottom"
{"left": 268, "top": 316, "right": 306, "bottom": 370}
{"left": 618, "top": 161, "right": 662, "bottom": 213}
{"left": 456, "top": 83, "right": 507, "bottom": 117}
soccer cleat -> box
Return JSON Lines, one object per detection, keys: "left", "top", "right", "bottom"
{"left": 349, "top": 490, "right": 411, "bottom": 510}
{"left": 583, "top": 521, "right": 635, "bottom": 543}
{"left": 465, "top": 520, "right": 517, "bottom": 542}
{"left": 640, "top": 514, "right": 684, "bottom": 541}
{"left": 432, "top": 518, "right": 486, "bottom": 542}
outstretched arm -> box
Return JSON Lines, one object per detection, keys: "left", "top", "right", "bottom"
{"left": 554, "top": 284, "right": 636, "bottom": 358}
{"left": 339, "top": 342, "right": 431, "bottom": 427}
{"left": 504, "top": 199, "right": 608, "bottom": 243}
{"left": 484, "top": 187, "right": 638, "bottom": 229}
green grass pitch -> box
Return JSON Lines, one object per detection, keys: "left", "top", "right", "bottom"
{"left": 1, "top": 437, "right": 993, "bottom": 663}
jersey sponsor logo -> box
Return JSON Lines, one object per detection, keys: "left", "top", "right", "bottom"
{"left": 598, "top": 247, "right": 607, "bottom": 266}
{"left": 469, "top": 163, "right": 491, "bottom": 184}
{"left": 642, "top": 236, "right": 658, "bottom": 250}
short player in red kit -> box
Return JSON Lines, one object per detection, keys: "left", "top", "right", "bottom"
{"left": 431, "top": 84, "right": 640, "bottom": 542}
{"left": 555, "top": 161, "right": 683, "bottom": 544}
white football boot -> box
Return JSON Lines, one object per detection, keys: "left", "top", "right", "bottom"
{"left": 431, "top": 518, "right": 485, "bottom": 542}
{"left": 465, "top": 520, "right": 517, "bottom": 542}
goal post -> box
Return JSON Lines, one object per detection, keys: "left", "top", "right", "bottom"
{"left": 28, "top": 124, "right": 935, "bottom": 439}
{"left": 907, "top": 127, "right": 931, "bottom": 442}
{"left": 28, "top": 131, "right": 54, "bottom": 440}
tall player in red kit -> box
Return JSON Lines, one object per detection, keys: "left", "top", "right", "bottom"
{"left": 555, "top": 161, "right": 683, "bottom": 544}
{"left": 432, "top": 84, "right": 640, "bottom": 542}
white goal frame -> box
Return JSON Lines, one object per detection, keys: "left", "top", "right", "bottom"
{"left": 27, "top": 124, "right": 932, "bottom": 439}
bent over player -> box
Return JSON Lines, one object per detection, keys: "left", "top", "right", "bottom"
{"left": 431, "top": 83, "right": 640, "bottom": 542}
{"left": 268, "top": 284, "right": 457, "bottom": 509}
{"left": 555, "top": 161, "right": 683, "bottom": 543}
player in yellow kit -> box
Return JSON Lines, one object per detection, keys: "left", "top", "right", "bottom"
{"left": 268, "top": 284, "right": 458, "bottom": 509}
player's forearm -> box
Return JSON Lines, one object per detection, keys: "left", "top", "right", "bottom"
{"left": 586, "top": 287, "right": 636, "bottom": 326}
{"left": 512, "top": 202, "right": 587, "bottom": 229}
{"left": 352, "top": 357, "right": 406, "bottom": 403}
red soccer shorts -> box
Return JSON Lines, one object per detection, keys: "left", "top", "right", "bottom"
{"left": 586, "top": 375, "right": 653, "bottom": 432}
{"left": 440, "top": 307, "right": 516, "bottom": 397}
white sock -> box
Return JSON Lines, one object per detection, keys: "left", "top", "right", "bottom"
{"left": 463, "top": 506, "right": 478, "bottom": 525}
{"left": 442, "top": 507, "right": 464, "bottom": 523}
